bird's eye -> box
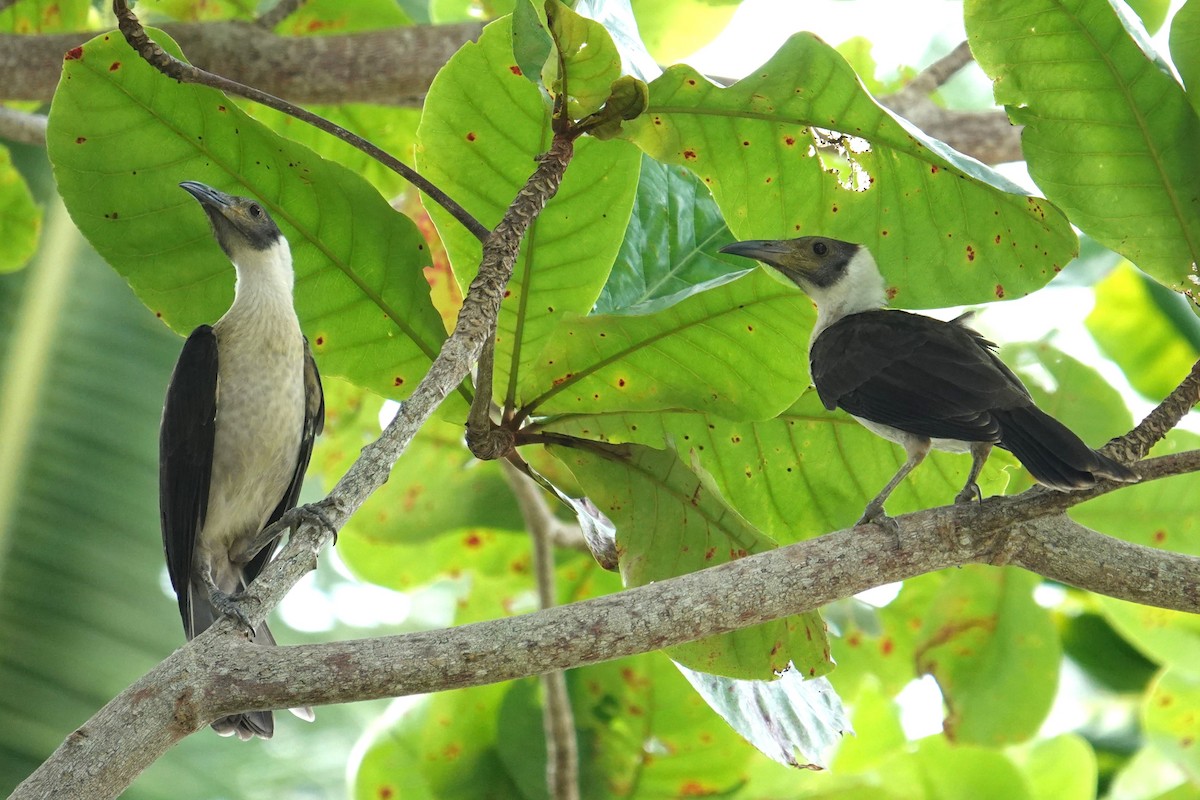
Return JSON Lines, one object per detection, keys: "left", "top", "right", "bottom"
{"left": 248, "top": 204, "right": 262, "bottom": 218}
{"left": 813, "top": 241, "right": 828, "bottom": 256}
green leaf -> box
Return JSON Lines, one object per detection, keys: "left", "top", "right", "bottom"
{"left": 1144, "top": 669, "right": 1200, "bottom": 782}
{"left": 624, "top": 34, "right": 1077, "bottom": 310}
{"left": 518, "top": 269, "right": 810, "bottom": 421}
{"left": 570, "top": 654, "right": 786, "bottom": 798}
{"left": 543, "top": 392, "right": 1017, "bottom": 543}
{"left": 544, "top": 0, "right": 624, "bottom": 119}
{"left": 595, "top": 154, "right": 748, "bottom": 315}
{"left": 416, "top": 16, "right": 640, "bottom": 410}
{"left": 629, "top": 0, "right": 737, "bottom": 63}
{"left": 0, "top": 0, "right": 88, "bottom": 32}
{"left": 512, "top": 0, "right": 552, "bottom": 85}
{"left": 1016, "top": 734, "right": 1097, "bottom": 800}
{"left": 676, "top": 666, "right": 849, "bottom": 769}
{"left": 1172, "top": 0, "right": 1200, "bottom": 102}
{"left": 912, "top": 737, "right": 1032, "bottom": 800}
{"left": 1087, "top": 263, "right": 1200, "bottom": 401}
{"left": 46, "top": 31, "right": 453, "bottom": 403}
{"left": 549, "top": 441, "right": 831, "bottom": 680}
{"left": 0, "top": 147, "right": 40, "bottom": 273}
{"left": 273, "top": 0, "right": 411, "bottom": 34}
{"left": 966, "top": 0, "right": 1200, "bottom": 289}
{"left": 139, "top": 0, "right": 255, "bottom": 21}
{"left": 352, "top": 684, "right": 524, "bottom": 800}
{"left": 1126, "top": 0, "right": 1173, "bottom": 34}
{"left": 1061, "top": 612, "right": 1157, "bottom": 693}
{"left": 913, "top": 567, "right": 1060, "bottom": 745}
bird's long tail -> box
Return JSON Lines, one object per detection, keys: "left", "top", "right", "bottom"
{"left": 994, "top": 406, "right": 1137, "bottom": 491}
{"left": 189, "top": 589, "right": 315, "bottom": 741}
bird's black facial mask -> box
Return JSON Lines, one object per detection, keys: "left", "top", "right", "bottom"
{"left": 180, "top": 181, "right": 283, "bottom": 259}
{"left": 720, "top": 236, "right": 859, "bottom": 290}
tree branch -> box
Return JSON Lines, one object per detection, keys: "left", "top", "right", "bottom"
{"left": 13, "top": 446, "right": 1200, "bottom": 799}
{"left": 878, "top": 40, "right": 1023, "bottom": 165}
{"left": 0, "top": 106, "right": 47, "bottom": 145}
{"left": 0, "top": 20, "right": 482, "bottom": 105}
{"left": 256, "top": 0, "right": 307, "bottom": 30}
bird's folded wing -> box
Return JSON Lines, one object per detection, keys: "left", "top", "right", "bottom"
{"left": 810, "top": 310, "right": 1032, "bottom": 443}
{"left": 159, "top": 325, "right": 219, "bottom": 626}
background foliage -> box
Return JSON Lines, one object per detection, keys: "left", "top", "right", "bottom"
{"left": 2, "top": 0, "right": 1200, "bottom": 798}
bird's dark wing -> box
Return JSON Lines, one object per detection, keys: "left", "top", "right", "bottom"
{"left": 810, "top": 310, "right": 1033, "bottom": 442}
{"left": 247, "top": 338, "right": 325, "bottom": 584}
{"left": 160, "top": 325, "right": 219, "bottom": 628}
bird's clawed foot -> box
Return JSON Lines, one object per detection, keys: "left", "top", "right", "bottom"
{"left": 954, "top": 482, "right": 982, "bottom": 506}
{"left": 201, "top": 569, "right": 255, "bottom": 635}
{"left": 857, "top": 502, "right": 901, "bottom": 545}
{"left": 281, "top": 501, "right": 340, "bottom": 546}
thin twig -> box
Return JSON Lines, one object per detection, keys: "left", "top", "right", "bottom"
{"left": 1104, "top": 357, "right": 1200, "bottom": 464}
{"left": 0, "top": 0, "right": 18, "bottom": 13}
{"left": 504, "top": 462, "right": 580, "bottom": 800}
{"left": 111, "top": 0, "right": 491, "bottom": 243}
{"left": 904, "top": 40, "right": 974, "bottom": 96}
{"left": 256, "top": 0, "right": 307, "bottom": 29}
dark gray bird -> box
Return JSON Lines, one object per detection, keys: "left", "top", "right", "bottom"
{"left": 720, "top": 236, "right": 1136, "bottom": 524}
{"left": 161, "top": 181, "right": 324, "bottom": 739}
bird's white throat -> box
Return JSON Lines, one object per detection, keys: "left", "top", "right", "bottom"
{"left": 808, "top": 246, "right": 889, "bottom": 341}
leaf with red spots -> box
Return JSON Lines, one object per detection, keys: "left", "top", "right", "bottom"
{"left": 511, "top": 0, "right": 551, "bottom": 86}
{"left": 1144, "top": 669, "right": 1200, "bottom": 778}
{"left": 519, "top": 269, "right": 811, "bottom": 420}
{"left": 904, "top": 567, "right": 1059, "bottom": 745}
{"left": 272, "top": 0, "right": 411, "bottom": 34}
{"left": 622, "top": 34, "right": 1077, "bottom": 309}
{"left": 417, "top": 16, "right": 640, "bottom": 410}
{"left": 0, "top": 0, "right": 88, "bottom": 33}
{"left": 549, "top": 441, "right": 831, "bottom": 680}
{"left": 46, "top": 30, "right": 452, "bottom": 403}
{"left": 968, "top": 0, "right": 1200, "bottom": 290}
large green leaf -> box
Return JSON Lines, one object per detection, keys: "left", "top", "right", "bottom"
{"left": 416, "top": 16, "right": 640, "bottom": 410}
{"left": 1144, "top": 668, "right": 1200, "bottom": 782}
{"left": 595, "top": 154, "right": 747, "bottom": 315}
{"left": 1088, "top": 262, "right": 1200, "bottom": 401}
{"left": 518, "top": 268, "right": 811, "bottom": 420}
{"left": 966, "top": 0, "right": 1200, "bottom": 289}
{"left": 46, "top": 30, "right": 452, "bottom": 402}
{"left": 623, "top": 34, "right": 1077, "bottom": 310}
{"left": 549, "top": 441, "right": 830, "bottom": 680}
{"left": 912, "top": 567, "right": 1060, "bottom": 745}
{"left": 543, "top": 391, "right": 1017, "bottom": 543}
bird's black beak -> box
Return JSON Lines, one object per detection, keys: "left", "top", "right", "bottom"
{"left": 180, "top": 181, "right": 235, "bottom": 213}
{"left": 719, "top": 239, "right": 793, "bottom": 269}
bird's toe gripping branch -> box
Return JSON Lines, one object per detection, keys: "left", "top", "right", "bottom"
{"left": 200, "top": 566, "right": 256, "bottom": 635}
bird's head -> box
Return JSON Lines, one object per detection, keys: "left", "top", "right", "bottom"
{"left": 720, "top": 236, "right": 888, "bottom": 318}
{"left": 180, "top": 181, "right": 284, "bottom": 268}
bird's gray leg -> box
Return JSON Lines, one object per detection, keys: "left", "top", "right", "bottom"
{"left": 954, "top": 442, "right": 993, "bottom": 505}
{"left": 234, "top": 502, "right": 339, "bottom": 566}
{"left": 859, "top": 440, "right": 930, "bottom": 527}
{"left": 200, "top": 563, "right": 255, "bottom": 634}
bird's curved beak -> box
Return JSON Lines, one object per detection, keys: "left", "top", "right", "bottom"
{"left": 180, "top": 181, "right": 236, "bottom": 213}
{"left": 718, "top": 239, "right": 792, "bottom": 268}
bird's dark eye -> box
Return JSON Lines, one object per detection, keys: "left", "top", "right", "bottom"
{"left": 813, "top": 241, "right": 828, "bottom": 256}
{"left": 248, "top": 204, "right": 262, "bottom": 218}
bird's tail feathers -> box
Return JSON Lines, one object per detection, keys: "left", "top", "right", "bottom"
{"left": 995, "top": 406, "right": 1136, "bottom": 490}
{"left": 187, "top": 589, "right": 314, "bottom": 739}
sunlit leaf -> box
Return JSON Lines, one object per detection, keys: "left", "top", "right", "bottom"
{"left": 1088, "top": 263, "right": 1200, "bottom": 401}
{"left": 677, "top": 664, "right": 849, "bottom": 769}
{"left": 967, "top": 0, "right": 1200, "bottom": 289}
{"left": 519, "top": 269, "right": 810, "bottom": 420}
{"left": 1172, "top": 0, "right": 1200, "bottom": 102}
{"left": 544, "top": 0, "right": 624, "bottom": 119}
{"left": 416, "top": 16, "right": 640, "bottom": 410}
{"left": 629, "top": 0, "right": 737, "bottom": 64}
{"left": 0, "top": 0, "right": 88, "bottom": 32}
{"left": 46, "top": 31, "right": 454, "bottom": 403}
{"left": 1144, "top": 669, "right": 1200, "bottom": 782}
{"left": 624, "top": 33, "right": 1077, "bottom": 310}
